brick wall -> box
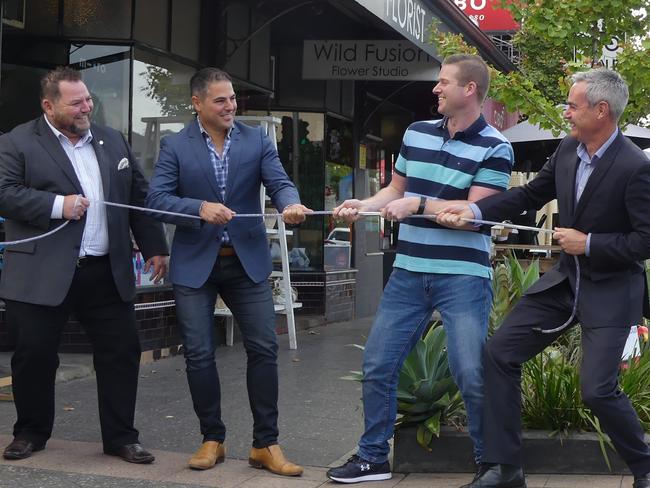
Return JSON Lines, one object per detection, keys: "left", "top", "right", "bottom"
{"left": 0, "top": 271, "right": 358, "bottom": 353}
{"left": 0, "top": 308, "right": 9, "bottom": 352}
{"left": 292, "top": 269, "right": 356, "bottom": 324}
{"left": 0, "top": 286, "right": 180, "bottom": 353}
{"left": 135, "top": 287, "right": 180, "bottom": 352}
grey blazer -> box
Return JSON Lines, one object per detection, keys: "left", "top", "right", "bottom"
{"left": 0, "top": 115, "right": 168, "bottom": 306}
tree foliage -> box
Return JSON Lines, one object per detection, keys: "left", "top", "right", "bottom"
{"left": 430, "top": 1, "right": 650, "bottom": 129}
{"left": 429, "top": 24, "right": 566, "bottom": 134}
{"left": 140, "top": 65, "right": 192, "bottom": 117}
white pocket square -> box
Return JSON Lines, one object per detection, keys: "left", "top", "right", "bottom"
{"left": 117, "top": 158, "right": 129, "bottom": 170}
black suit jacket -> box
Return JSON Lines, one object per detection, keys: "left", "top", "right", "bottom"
{"left": 477, "top": 132, "right": 650, "bottom": 326}
{"left": 0, "top": 116, "right": 168, "bottom": 306}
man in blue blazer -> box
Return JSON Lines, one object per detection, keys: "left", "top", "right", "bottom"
{"left": 146, "top": 68, "right": 309, "bottom": 476}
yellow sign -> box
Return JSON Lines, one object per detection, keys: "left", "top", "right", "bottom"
{"left": 359, "top": 144, "right": 367, "bottom": 169}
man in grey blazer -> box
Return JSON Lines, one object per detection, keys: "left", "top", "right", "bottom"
{"left": 0, "top": 67, "right": 168, "bottom": 464}
{"left": 439, "top": 69, "right": 650, "bottom": 488}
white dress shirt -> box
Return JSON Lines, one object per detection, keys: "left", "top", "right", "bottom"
{"left": 45, "top": 116, "right": 109, "bottom": 256}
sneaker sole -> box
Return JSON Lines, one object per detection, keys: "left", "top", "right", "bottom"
{"left": 328, "top": 472, "right": 392, "bottom": 483}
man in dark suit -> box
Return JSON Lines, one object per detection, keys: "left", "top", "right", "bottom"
{"left": 0, "top": 67, "right": 169, "bottom": 463}
{"left": 439, "top": 69, "right": 650, "bottom": 488}
{"left": 146, "top": 67, "right": 309, "bottom": 476}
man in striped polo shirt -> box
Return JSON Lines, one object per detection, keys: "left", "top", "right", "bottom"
{"left": 326, "top": 54, "right": 514, "bottom": 484}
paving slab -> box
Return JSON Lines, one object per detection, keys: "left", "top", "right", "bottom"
{"left": 0, "top": 465, "right": 209, "bottom": 488}
{"left": 0, "top": 318, "right": 643, "bottom": 488}
{"left": 393, "top": 473, "right": 472, "bottom": 488}
{"left": 0, "top": 318, "right": 371, "bottom": 467}
{"left": 544, "top": 473, "right": 624, "bottom": 488}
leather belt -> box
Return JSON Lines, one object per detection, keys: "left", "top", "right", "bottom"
{"left": 218, "top": 246, "right": 236, "bottom": 257}
{"left": 76, "top": 254, "right": 108, "bottom": 268}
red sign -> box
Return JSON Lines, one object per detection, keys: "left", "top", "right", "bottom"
{"left": 453, "top": 0, "right": 519, "bottom": 32}
{"left": 482, "top": 98, "right": 519, "bottom": 132}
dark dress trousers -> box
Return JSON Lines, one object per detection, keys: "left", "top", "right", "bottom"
{"left": 476, "top": 132, "right": 650, "bottom": 476}
{"left": 0, "top": 116, "right": 168, "bottom": 450}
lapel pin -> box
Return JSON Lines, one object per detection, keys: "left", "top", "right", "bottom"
{"left": 99, "top": 140, "right": 104, "bottom": 145}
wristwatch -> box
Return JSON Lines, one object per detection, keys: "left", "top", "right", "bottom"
{"left": 416, "top": 196, "right": 427, "bottom": 215}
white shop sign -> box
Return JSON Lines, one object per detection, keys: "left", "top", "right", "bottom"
{"left": 353, "top": 0, "right": 437, "bottom": 58}
{"left": 302, "top": 40, "right": 439, "bottom": 81}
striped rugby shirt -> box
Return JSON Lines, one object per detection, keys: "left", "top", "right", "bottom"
{"left": 393, "top": 114, "right": 514, "bottom": 279}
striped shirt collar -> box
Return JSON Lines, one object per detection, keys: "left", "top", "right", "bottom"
{"left": 44, "top": 114, "right": 93, "bottom": 146}
{"left": 440, "top": 114, "right": 487, "bottom": 139}
{"left": 576, "top": 128, "right": 618, "bottom": 164}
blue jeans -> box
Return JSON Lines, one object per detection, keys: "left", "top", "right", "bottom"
{"left": 174, "top": 255, "right": 279, "bottom": 448}
{"left": 357, "top": 268, "right": 492, "bottom": 464}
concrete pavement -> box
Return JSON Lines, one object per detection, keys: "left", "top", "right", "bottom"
{"left": 0, "top": 433, "right": 635, "bottom": 488}
{"left": 0, "top": 317, "right": 638, "bottom": 487}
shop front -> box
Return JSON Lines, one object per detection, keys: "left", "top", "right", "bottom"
{"left": 0, "top": 0, "right": 205, "bottom": 352}
{"left": 0, "top": 0, "right": 514, "bottom": 352}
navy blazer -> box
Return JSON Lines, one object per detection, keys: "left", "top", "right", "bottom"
{"left": 146, "top": 119, "right": 300, "bottom": 287}
{"left": 477, "top": 132, "right": 650, "bottom": 327}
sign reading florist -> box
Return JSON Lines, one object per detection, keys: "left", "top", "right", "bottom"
{"left": 303, "top": 40, "right": 439, "bottom": 81}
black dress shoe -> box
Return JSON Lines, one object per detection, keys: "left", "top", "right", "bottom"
{"left": 3, "top": 439, "right": 45, "bottom": 460}
{"left": 460, "top": 463, "right": 526, "bottom": 488}
{"left": 472, "top": 463, "right": 491, "bottom": 482}
{"left": 104, "top": 443, "right": 155, "bottom": 464}
{"left": 634, "top": 473, "right": 650, "bottom": 488}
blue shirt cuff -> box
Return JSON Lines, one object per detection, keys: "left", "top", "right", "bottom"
{"left": 586, "top": 233, "right": 591, "bottom": 257}
{"left": 468, "top": 203, "right": 482, "bottom": 227}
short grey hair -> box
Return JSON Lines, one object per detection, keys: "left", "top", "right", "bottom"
{"left": 571, "top": 69, "right": 628, "bottom": 121}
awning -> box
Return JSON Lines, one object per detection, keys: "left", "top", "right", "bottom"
{"left": 502, "top": 120, "right": 650, "bottom": 145}
{"left": 502, "top": 120, "right": 650, "bottom": 171}
{"left": 352, "top": 0, "right": 516, "bottom": 72}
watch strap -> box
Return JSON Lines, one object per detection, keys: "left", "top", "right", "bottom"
{"left": 416, "top": 196, "right": 427, "bottom": 215}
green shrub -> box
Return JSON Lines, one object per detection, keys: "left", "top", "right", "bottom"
{"left": 489, "top": 252, "right": 540, "bottom": 335}
{"left": 494, "top": 254, "right": 650, "bottom": 469}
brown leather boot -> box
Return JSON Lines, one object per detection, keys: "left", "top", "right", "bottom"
{"left": 248, "top": 444, "right": 303, "bottom": 476}
{"left": 188, "top": 441, "right": 225, "bottom": 470}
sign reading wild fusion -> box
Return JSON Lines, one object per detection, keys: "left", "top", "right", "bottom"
{"left": 302, "top": 40, "right": 439, "bottom": 81}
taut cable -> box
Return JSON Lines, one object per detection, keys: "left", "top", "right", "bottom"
{"left": 0, "top": 199, "right": 580, "bottom": 334}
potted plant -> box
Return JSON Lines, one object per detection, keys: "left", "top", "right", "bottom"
{"left": 392, "top": 254, "right": 650, "bottom": 474}
{"left": 347, "top": 254, "right": 650, "bottom": 474}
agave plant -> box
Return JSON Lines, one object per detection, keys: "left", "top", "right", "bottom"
{"left": 395, "top": 324, "right": 465, "bottom": 450}
{"left": 342, "top": 324, "right": 465, "bottom": 451}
